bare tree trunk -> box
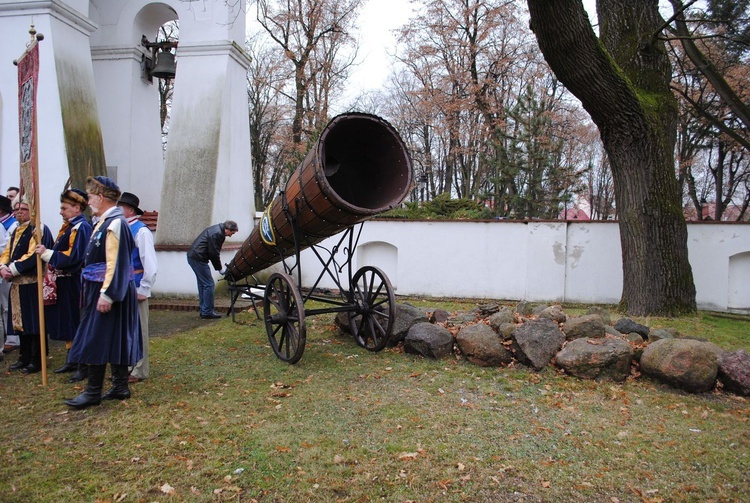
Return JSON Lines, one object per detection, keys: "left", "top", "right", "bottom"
{"left": 527, "top": 0, "right": 696, "bottom": 315}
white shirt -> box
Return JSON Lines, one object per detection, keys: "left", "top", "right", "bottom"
{"left": 127, "top": 215, "right": 158, "bottom": 298}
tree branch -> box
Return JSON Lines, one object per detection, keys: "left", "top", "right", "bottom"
{"left": 667, "top": 0, "right": 750, "bottom": 135}
{"left": 671, "top": 84, "right": 750, "bottom": 151}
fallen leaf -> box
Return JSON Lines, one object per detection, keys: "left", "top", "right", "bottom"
{"left": 399, "top": 452, "right": 419, "bottom": 460}
{"left": 456, "top": 462, "right": 465, "bottom": 471}
{"left": 541, "top": 480, "right": 551, "bottom": 488}
{"left": 437, "top": 479, "right": 452, "bottom": 490}
{"left": 160, "top": 483, "right": 175, "bottom": 495}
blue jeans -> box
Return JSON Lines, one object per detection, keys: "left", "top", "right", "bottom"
{"left": 187, "top": 257, "right": 215, "bottom": 316}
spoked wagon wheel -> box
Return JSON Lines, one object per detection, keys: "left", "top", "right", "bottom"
{"left": 348, "top": 266, "right": 395, "bottom": 351}
{"left": 264, "top": 272, "right": 306, "bottom": 364}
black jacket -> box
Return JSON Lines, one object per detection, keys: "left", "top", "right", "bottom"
{"left": 187, "top": 223, "right": 226, "bottom": 270}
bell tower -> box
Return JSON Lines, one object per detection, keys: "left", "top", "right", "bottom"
{"left": 88, "top": 0, "right": 255, "bottom": 238}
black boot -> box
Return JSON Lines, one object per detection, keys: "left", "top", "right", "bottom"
{"left": 68, "top": 364, "right": 89, "bottom": 383}
{"left": 54, "top": 351, "right": 77, "bottom": 373}
{"left": 102, "top": 364, "right": 131, "bottom": 400}
{"left": 64, "top": 364, "right": 106, "bottom": 409}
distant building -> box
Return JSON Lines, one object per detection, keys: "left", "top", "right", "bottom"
{"left": 684, "top": 200, "right": 748, "bottom": 221}
{"left": 560, "top": 207, "right": 591, "bottom": 220}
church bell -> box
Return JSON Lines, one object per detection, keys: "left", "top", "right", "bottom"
{"left": 150, "top": 50, "right": 176, "bottom": 80}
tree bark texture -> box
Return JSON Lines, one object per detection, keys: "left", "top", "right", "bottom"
{"left": 527, "top": 0, "right": 696, "bottom": 315}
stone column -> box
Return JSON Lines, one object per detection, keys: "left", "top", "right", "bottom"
{"left": 155, "top": 39, "right": 254, "bottom": 245}
{"left": 89, "top": 0, "right": 176, "bottom": 211}
{"left": 0, "top": 0, "right": 106, "bottom": 227}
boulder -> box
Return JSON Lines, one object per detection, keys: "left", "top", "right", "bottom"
{"left": 448, "top": 312, "right": 478, "bottom": 326}
{"left": 389, "top": 303, "right": 429, "bottom": 344}
{"left": 496, "top": 322, "right": 516, "bottom": 341}
{"left": 516, "top": 301, "right": 534, "bottom": 316}
{"left": 681, "top": 337, "right": 725, "bottom": 358}
{"left": 648, "top": 328, "right": 675, "bottom": 343}
{"left": 604, "top": 325, "right": 622, "bottom": 338}
{"left": 511, "top": 318, "right": 565, "bottom": 370}
{"left": 404, "top": 323, "right": 454, "bottom": 359}
{"left": 625, "top": 332, "right": 645, "bottom": 344}
{"left": 586, "top": 306, "right": 612, "bottom": 326}
{"left": 614, "top": 318, "right": 650, "bottom": 339}
{"left": 640, "top": 339, "right": 719, "bottom": 393}
{"left": 555, "top": 337, "right": 633, "bottom": 382}
{"left": 455, "top": 323, "right": 512, "bottom": 367}
{"left": 538, "top": 305, "right": 566, "bottom": 323}
{"left": 336, "top": 303, "right": 429, "bottom": 344}
{"left": 562, "top": 314, "right": 605, "bottom": 340}
{"left": 334, "top": 311, "right": 351, "bottom": 333}
{"left": 488, "top": 308, "right": 515, "bottom": 329}
{"left": 429, "top": 309, "right": 450, "bottom": 324}
{"left": 718, "top": 349, "right": 750, "bottom": 397}
{"left": 476, "top": 303, "right": 500, "bottom": 317}
{"left": 532, "top": 304, "right": 551, "bottom": 316}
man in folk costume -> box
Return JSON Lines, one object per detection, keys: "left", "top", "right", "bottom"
{"left": 65, "top": 177, "right": 142, "bottom": 409}
{"left": 35, "top": 187, "right": 92, "bottom": 376}
{"left": 117, "top": 191, "right": 157, "bottom": 382}
{"left": 0, "top": 199, "right": 54, "bottom": 373}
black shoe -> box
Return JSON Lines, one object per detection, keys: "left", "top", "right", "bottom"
{"left": 68, "top": 365, "right": 89, "bottom": 383}
{"left": 20, "top": 363, "right": 41, "bottom": 374}
{"left": 54, "top": 362, "right": 78, "bottom": 374}
{"left": 200, "top": 312, "right": 222, "bottom": 319}
{"left": 102, "top": 386, "right": 132, "bottom": 400}
{"left": 64, "top": 393, "right": 102, "bottom": 409}
{"left": 9, "top": 360, "right": 28, "bottom": 370}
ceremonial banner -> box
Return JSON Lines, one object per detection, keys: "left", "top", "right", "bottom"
{"left": 17, "top": 42, "right": 39, "bottom": 211}
{"left": 16, "top": 36, "right": 47, "bottom": 386}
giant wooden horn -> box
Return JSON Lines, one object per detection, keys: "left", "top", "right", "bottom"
{"left": 226, "top": 112, "right": 413, "bottom": 281}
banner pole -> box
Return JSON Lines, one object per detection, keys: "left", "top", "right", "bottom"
{"left": 15, "top": 24, "right": 47, "bottom": 385}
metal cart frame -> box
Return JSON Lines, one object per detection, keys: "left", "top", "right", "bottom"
{"left": 227, "top": 191, "right": 396, "bottom": 364}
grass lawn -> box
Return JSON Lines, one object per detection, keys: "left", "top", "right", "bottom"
{"left": 0, "top": 298, "right": 748, "bottom": 502}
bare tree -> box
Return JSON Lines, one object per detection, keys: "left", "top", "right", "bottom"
{"left": 667, "top": 0, "right": 750, "bottom": 220}
{"left": 665, "top": 0, "right": 750, "bottom": 150}
{"left": 157, "top": 22, "right": 178, "bottom": 151}
{"left": 246, "top": 34, "right": 293, "bottom": 209}
{"left": 387, "top": 0, "right": 594, "bottom": 219}
{"left": 255, "top": 0, "right": 362, "bottom": 153}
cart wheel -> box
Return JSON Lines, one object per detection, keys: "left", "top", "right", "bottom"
{"left": 264, "top": 272, "right": 306, "bottom": 364}
{"left": 349, "top": 266, "right": 395, "bottom": 351}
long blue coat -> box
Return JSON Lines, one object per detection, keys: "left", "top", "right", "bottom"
{"left": 2, "top": 222, "right": 54, "bottom": 335}
{"left": 69, "top": 206, "right": 142, "bottom": 365}
{"left": 44, "top": 214, "right": 92, "bottom": 341}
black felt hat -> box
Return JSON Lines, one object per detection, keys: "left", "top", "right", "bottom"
{"left": 118, "top": 192, "right": 143, "bottom": 215}
{"left": 0, "top": 195, "right": 12, "bottom": 214}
